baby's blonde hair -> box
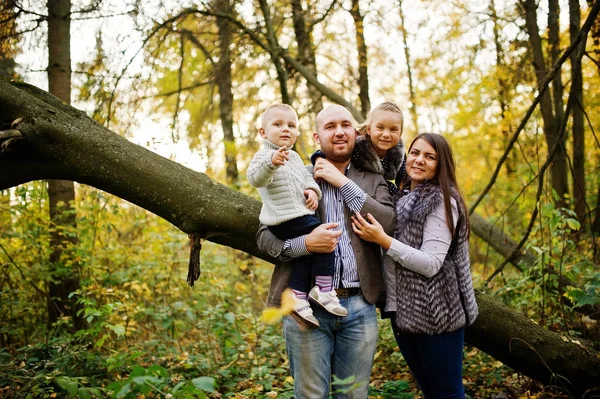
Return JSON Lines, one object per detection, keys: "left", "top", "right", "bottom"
{"left": 260, "top": 103, "right": 298, "bottom": 129}
{"left": 356, "top": 101, "right": 404, "bottom": 136}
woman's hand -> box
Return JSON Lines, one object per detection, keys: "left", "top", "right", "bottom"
{"left": 351, "top": 212, "right": 393, "bottom": 250}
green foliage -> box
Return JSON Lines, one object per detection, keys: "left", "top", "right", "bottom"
{"left": 565, "top": 272, "right": 600, "bottom": 308}
{"left": 368, "top": 379, "right": 411, "bottom": 398}
{"left": 1, "top": 183, "right": 559, "bottom": 398}
{"left": 487, "top": 200, "right": 598, "bottom": 334}
{"left": 106, "top": 364, "right": 215, "bottom": 398}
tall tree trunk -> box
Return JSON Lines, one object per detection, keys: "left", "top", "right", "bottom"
{"left": 593, "top": 184, "right": 600, "bottom": 236}
{"left": 290, "top": 0, "right": 322, "bottom": 161}
{"left": 258, "top": 0, "right": 290, "bottom": 104}
{"left": 586, "top": 0, "right": 600, "bottom": 236}
{"left": 522, "top": 0, "right": 569, "bottom": 206}
{"left": 548, "top": 0, "right": 565, "bottom": 127}
{"left": 291, "top": 0, "right": 323, "bottom": 115}
{"left": 350, "top": 0, "right": 370, "bottom": 118}
{"left": 397, "top": 0, "right": 418, "bottom": 134}
{"left": 215, "top": 0, "right": 238, "bottom": 188}
{"left": 1, "top": 77, "right": 600, "bottom": 394}
{"left": 490, "top": 0, "right": 515, "bottom": 176}
{"left": 0, "top": 0, "right": 18, "bottom": 77}
{"left": 570, "top": 0, "right": 586, "bottom": 227}
{"left": 47, "top": 0, "right": 82, "bottom": 330}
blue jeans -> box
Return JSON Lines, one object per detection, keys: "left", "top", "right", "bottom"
{"left": 269, "top": 215, "right": 335, "bottom": 293}
{"left": 283, "top": 294, "right": 378, "bottom": 399}
{"left": 392, "top": 322, "right": 465, "bottom": 399}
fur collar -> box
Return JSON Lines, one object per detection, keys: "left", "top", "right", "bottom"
{"left": 351, "top": 135, "right": 405, "bottom": 181}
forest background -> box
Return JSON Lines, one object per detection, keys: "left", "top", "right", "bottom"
{"left": 1, "top": 0, "right": 600, "bottom": 397}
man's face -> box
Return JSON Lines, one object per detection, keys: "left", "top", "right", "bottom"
{"left": 313, "top": 106, "right": 356, "bottom": 163}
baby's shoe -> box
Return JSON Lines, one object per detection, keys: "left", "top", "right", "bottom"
{"left": 291, "top": 296, "right": 320, "bottom": 329}
{"left": 309, "top": 286, "right": 348, "bottom": 317}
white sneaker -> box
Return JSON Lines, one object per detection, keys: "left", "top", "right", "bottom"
{"left": 309, "top": 286, "right": 348, "bottom": 317}
{"left": 291, "top": 297, "right": 320, "bottom": 329}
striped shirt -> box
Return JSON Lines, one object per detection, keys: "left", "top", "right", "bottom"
{"left": 283, "top": 174, "right": 367, "bottom": 289}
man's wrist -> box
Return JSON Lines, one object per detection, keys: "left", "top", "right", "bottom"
{"left": 288, "top": 236, "right": 310, "bottom": 257}
{"left": 335, "top": 176, "right": 350, "bottom": 187}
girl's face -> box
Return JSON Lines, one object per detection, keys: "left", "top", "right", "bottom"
{"left": 406, "top": 138, "right": 438, "bottom": 188}
{"left": 367, "top": 110, "right": 403, "bottom": 158}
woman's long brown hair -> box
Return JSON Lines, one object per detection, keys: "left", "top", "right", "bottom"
{"left": 407, "top": 133, "right": 469, "bottom": 236}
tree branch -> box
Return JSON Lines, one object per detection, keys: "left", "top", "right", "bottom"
{"left": 486, "top": 19, "right": 591, "bottom": 281}
{"left": 469, "top": 0, "right": 600, "bottom": 215}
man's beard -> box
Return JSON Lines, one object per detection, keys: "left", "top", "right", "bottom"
{"left": 323, "top": 147, "right": 353, "bottom": 163}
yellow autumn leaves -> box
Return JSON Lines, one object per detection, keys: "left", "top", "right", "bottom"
{"left": 260, "top": 288, "right": 295, "bottom": 324}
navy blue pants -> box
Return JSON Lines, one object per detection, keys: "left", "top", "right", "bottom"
{"left": 268, "top": 215, "right": 335, "bottom": 293}
{"left": 392, "top": 322, "right": 466, "bottom": 399}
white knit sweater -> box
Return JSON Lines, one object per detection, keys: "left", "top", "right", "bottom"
{"left": 247, "top": 140, "right": 322, "bottom": 226}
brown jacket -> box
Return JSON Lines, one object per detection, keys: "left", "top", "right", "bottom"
{"left": 256, "top": 163, "right": 396, "bottom": 307}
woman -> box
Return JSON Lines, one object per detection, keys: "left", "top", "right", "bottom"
{"left": 351, "top": 133, "right": 478, "bottom": 399}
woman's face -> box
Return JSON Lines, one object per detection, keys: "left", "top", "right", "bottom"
{"left": 406, "top": 138, "right": 438, "bottom": 187}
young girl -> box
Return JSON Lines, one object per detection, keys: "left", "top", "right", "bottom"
{"left": 351, "top": 133, "right": 479, "bottom": 398}
{"left": 353, "top": 101, "right": 406, "bottom": 194}
{"left": 310, "top": 102, "right": 406, "bottom": 194}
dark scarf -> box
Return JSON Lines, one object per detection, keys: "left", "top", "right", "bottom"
{"left": 351, "top": 135, "right": 405, "bottom": 181}
{"left": 390, "top": 183, "right": 478, "bottom": 334}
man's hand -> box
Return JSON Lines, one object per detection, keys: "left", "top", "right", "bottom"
{"left": 305, "top": 189, "right": 319, "bottom": 211}
{"left": 306, "top": 222, "right": 341, "bottom": 253}
{"left": 271, "top": 146, "right": 289, "bottom": 166}
{"left": 313, "top": 158, "right": 350, "bottom": 187}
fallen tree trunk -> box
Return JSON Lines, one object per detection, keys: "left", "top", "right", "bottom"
{"left": 466, "top": 293, "right": 600, "bottom": 398}
{"left": 0, "top": 77, "right": 264, "bottom": 260}
{"left": 1, "top": 77, "right": 599, "bottom": 396}
{"left": 470, "top": 212, "right": 533, "bottom": 270}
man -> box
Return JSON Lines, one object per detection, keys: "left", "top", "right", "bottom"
{"left": 256, "top": 104, "right": 396, "bottom": 398}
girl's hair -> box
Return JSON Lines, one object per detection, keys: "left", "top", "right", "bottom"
{"left": 356, "top": 101, "right": 404, "bottom": 136}
{"left": 407, "top": 133, "right": 469, "bottom": 236}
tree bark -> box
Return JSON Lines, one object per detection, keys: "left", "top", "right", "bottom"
{"left": 349, "top": 0, "right": 370, "bottom": 118}
{"left": 466, "top": 293, "right": 600, "bottom": 398}
{"left": 290, "top": 0, "right": 323, "bottom": 115}
{"left": 214, "top": 0, "right": 239, "bottom": 188}
{"left": 0, "top": 0, "right": 18, "bottom": 78}
{"left": 522, "top": 0, "right": 569, "bottom": 206}
{"left": 470, "top": 213, "right": 533, "bottom": 270}
{"left": 47, "top": 0, "right": 83, "bottom": 330}
{"left": 1, "top": 77, "right": 599, "bottom": 395}
{"left": 570, "top": 0, "right": 586, "bottom": 227}
{"left": 290, "top": 0, "right": 323, "bottom": 161}
{"left": 490, "top": 0, "right": 516, "bottom": 176}
{"left": 593, "top": 184, "right": 600, "bottom": 235}
{"left": 258, "top": 0, "right": 290, "bottom": 104}
{"left": 548, "top": 0, "right": 565, "bottom": 129}
{"left": 283, "top": 54, "right": 364, "bottom": 122}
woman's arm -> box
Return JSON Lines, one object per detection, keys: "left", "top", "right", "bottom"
{"left": 387, "top": 198, "right": 458, "bottom": 278}
{"left": 352, "top": 198, "right": 458, "bottom": 278}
